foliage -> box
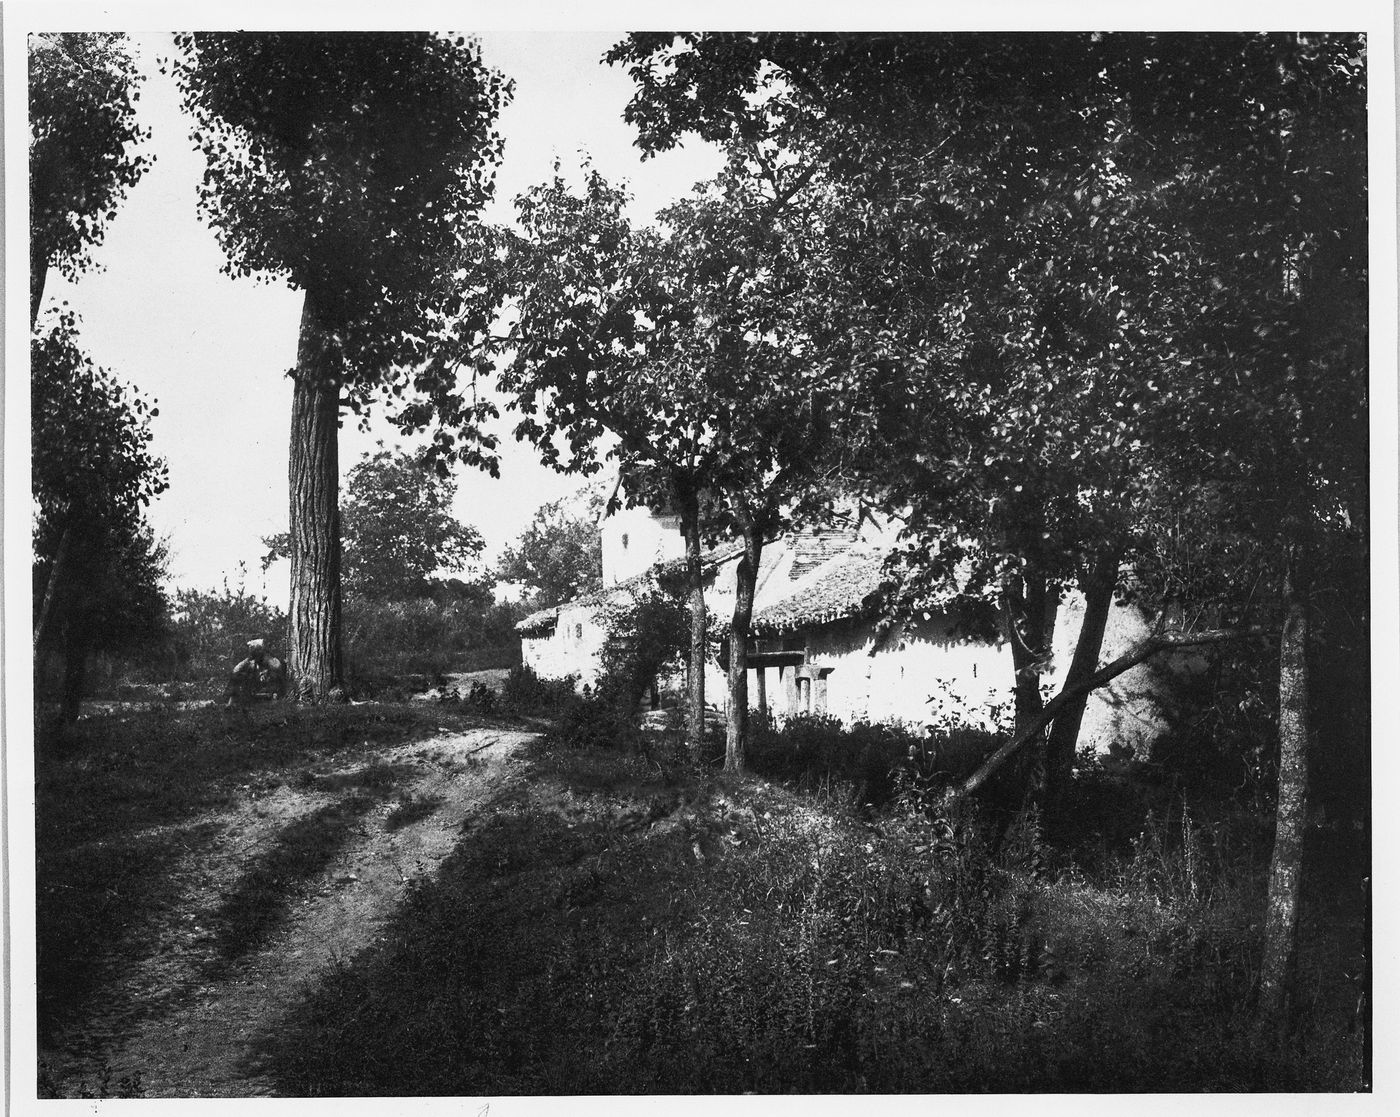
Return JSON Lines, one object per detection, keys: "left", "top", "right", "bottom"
{"left": 343, "top": 597, "right": 522, "bottom": 685}
{"left": 593, "top": 583, "right": 689, "bottom": 710}
{"left": 746, "top": 714, "right": 926, "bottom": 808}
{"left": 173, "top": 32, "right": 514, "bottom": 696}
{"left": 170, "top": 32, "right": 512, "bottom": 454}
{"left": 604, "top": 33, "right": 1369, "bottom": 794}
{"left": 264, "top": 448, "right": 488, "bottom": 601}
{"left": 497, "top": 485, "right": 605, "bottom": 610}
{"left": 29, "top": 32, "right": 151, "bottom": 314}
{"left": 32, "top": 311, "right": 170, "bottom": 707}
{"left": 542, "top": 690, "right": 644, "bottom": 755}
{"left": 499, "top": 664, "right": 578, "bottom": 715}
{"left": 32, "top": 310, "right": 168, "bottom": 563}
{"left": 38, "top": 1062, "right": 144, "bottom": 1100}
{"left": 167, "top": 567, "right": 288, "bottom": 684}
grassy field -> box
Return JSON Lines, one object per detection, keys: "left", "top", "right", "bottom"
{"left": 34, "top": 700, "right": 1368, "bottom": 1096}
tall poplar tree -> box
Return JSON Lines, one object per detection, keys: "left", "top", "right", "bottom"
{"left": 173, "top": 33, "right": 511, "bottom": 698}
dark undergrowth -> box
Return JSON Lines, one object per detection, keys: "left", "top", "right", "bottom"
{"left": 248, "top": 724, "right": 1367, "bottom": 1094}
{"left": 35, "top": 702, "right": 505, "bottom": 1043}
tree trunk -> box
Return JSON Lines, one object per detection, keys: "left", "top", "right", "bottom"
{"left": 725, "top": 522, "right": 763, "bottom": 772}
{"left": 1002, "top": 568, "right": 1057, "bottom": 788}
{"left": 33, "top": 520, "right": 73, "bottom": 652}
{"left": 287, "top": 292, "right": 343, "bottom": 701}
{"left": 1044, "top": 549, "right": 1119, "bottom": 826}
{"left": 1260, "top": 553, "right": 1310, "bottom": 1027}
{"left": 678, "top": 484, "right": 706, "bottom": 760}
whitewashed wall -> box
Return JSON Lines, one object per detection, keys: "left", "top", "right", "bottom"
{"left": 600, "top": 504, "right": 684, "bottom": 586}
{"left": 724, "top": 595, "right": 1179, "bottom": 754}
{"left": 519, "top": 601, "right": 611, "bottom": 688}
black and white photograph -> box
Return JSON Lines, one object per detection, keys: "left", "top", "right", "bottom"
{"left": 4, "top": 1, "right": 1394, "bottom": 1105}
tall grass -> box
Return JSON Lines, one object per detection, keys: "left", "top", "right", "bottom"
{"left": 252, "top": 727, "right": 1366, "bottom": 1094}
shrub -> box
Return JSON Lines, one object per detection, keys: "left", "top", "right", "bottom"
{"left": 593, "top": 584, "right": 687, "bottom": 711}
{"left": 500, "top": 664, "right": 577, "bottom": 715}
{"left": 747, "top": 714, "right": 926, "bottom": 807}
{"left": 166, "top": 567, "right": 288, "bottom": 686}
{"left": 543, "top": 690, "right": 643, "bottom": 753}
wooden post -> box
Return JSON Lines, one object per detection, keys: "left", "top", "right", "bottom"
{"left": 755, "top": 666, "right": 767, "bottom": 716}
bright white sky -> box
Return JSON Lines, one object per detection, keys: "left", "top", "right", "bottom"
{"left": 39, "top": 30, "right": 724, "bottom": 604}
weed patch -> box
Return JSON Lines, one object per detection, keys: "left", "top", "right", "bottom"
{"left": 249, "top": 737, "right": 1366, "bottom": 1094}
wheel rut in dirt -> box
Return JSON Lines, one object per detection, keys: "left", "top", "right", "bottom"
{"left": 41, "top": 725, "right": 537, "bottom": 1099}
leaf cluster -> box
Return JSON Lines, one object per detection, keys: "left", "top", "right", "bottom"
{"left": 32, "top": 309, "right": 170, "bottom": 652}
{"left": 171, "top": 32, "right": 515, "bottom": 467}
{"left": 29, "top": 32, "right": 151, "bottom": 282}
{"left": 32, "top": 308, "right": 168, "bottom": 544}
{"left": 497, "top": 486, "right": 605, "bottom": 610}
{"left": 605, "top": 33, "right": 1369, "bottom": 611}
{"left": 504, "top": 154, "right": 857, "bottom": 545}
{"left": 263, "top": 447, "right": 485, "bottom": 602}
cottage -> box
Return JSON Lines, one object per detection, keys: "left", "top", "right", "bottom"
{"left": 518, "top": 489, "right": 1178, "bottom": 753}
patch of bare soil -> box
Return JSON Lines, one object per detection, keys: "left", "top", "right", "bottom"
{"left": 39, "top": 725, "right": 537, "bottom": 1098}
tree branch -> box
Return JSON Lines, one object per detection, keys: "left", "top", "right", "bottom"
{"left": 944, "top": 624, "right": 1277, "bottom": 803}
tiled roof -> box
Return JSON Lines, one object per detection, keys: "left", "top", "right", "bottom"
{"left": 516, "top": 605, "right": 560, "bottom": 636}
{"left": 788, "top": 526, "right": 864, "bottom": 579}
{"left": 751, "top": 551, "right": 889, "bottom": 635}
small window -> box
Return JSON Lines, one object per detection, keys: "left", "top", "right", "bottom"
{"left": 621, "top": 533, "right": 629, "bottom": 550}
{"left": 575, "top": 623, "right": 584, "bottom": 641}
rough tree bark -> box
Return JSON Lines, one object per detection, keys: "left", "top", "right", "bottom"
{"left": 947, "top": 625, "right": 1275, "bottom": 804}
{"left": 1260, "top": 552, "right": 1310, "bottom": 1027}
{"left": 725, "top": 519, "right": 763, "bottom": 772}
{"left": 287, "top": 291, "right": 343, "bottom": 701}
{"left": 1001, "top": 567, "right": 1058, "bottom": 788}
{"left": 1044, "top": 548, "right": 1120, "bottom": 825}
{"left": 677, "top": 482, "right": 706, "bottom": 760}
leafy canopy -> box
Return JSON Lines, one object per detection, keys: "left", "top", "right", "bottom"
{"left": 32, "top": 310, "right": 170, "bottom": 651}
{"left": 171, "top": 32, "right": 514, "bottom": 467}
{"left": 32, "top": 308, "right": 168, "bottom": 544}
{"left": 265, "top": 448, "right": 485, "bottom": 602}
{"left": 604, "top": 32, "right": 1368, "bottom": 611}
{"left": 497, "top": 486, "right": 605, "bottom": 611}
{"left": 29, "top": 33, "right": 150, "bottom": 290}
{"left": 505, "top": 156, "right": 849, "bottom": 544}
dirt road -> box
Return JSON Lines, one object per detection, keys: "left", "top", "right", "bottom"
{"left": 40, "top": 724, "right": 537, "bottom": 1098}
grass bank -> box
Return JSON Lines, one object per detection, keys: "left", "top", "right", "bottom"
{"left": 249, "top": 726, "right": 1367, "bottom": 1094}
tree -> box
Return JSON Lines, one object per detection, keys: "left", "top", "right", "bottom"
{"left": 605, "top": 31, "right": 1361, "bottom": 794}
{"left": 504, "top": 161, "right": 846, "bottom": 766}
{"left": 32, "top": 310, "right": 170, "bottom": 721}
{"left": 498, "top": 486, "right": 605, "bottom": 610}
{"left": 173, "top": 32, "right": 512, "bottom": 700}
{"left": 610, "top": 31, "right": 1368, "bottom": 1017}
{"left": 265, "top": 447, "right": 487, "bottom": 602}
{"left": 29, "top": 32, "right": 151, "bottom": 324}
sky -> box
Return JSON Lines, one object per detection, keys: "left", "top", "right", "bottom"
{"left": 37, "top": 30, "right": 724, "bottom": 604}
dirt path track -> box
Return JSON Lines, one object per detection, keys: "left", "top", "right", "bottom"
{"left": 43, "top": 725, "right": 536, "bottom": 1098}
